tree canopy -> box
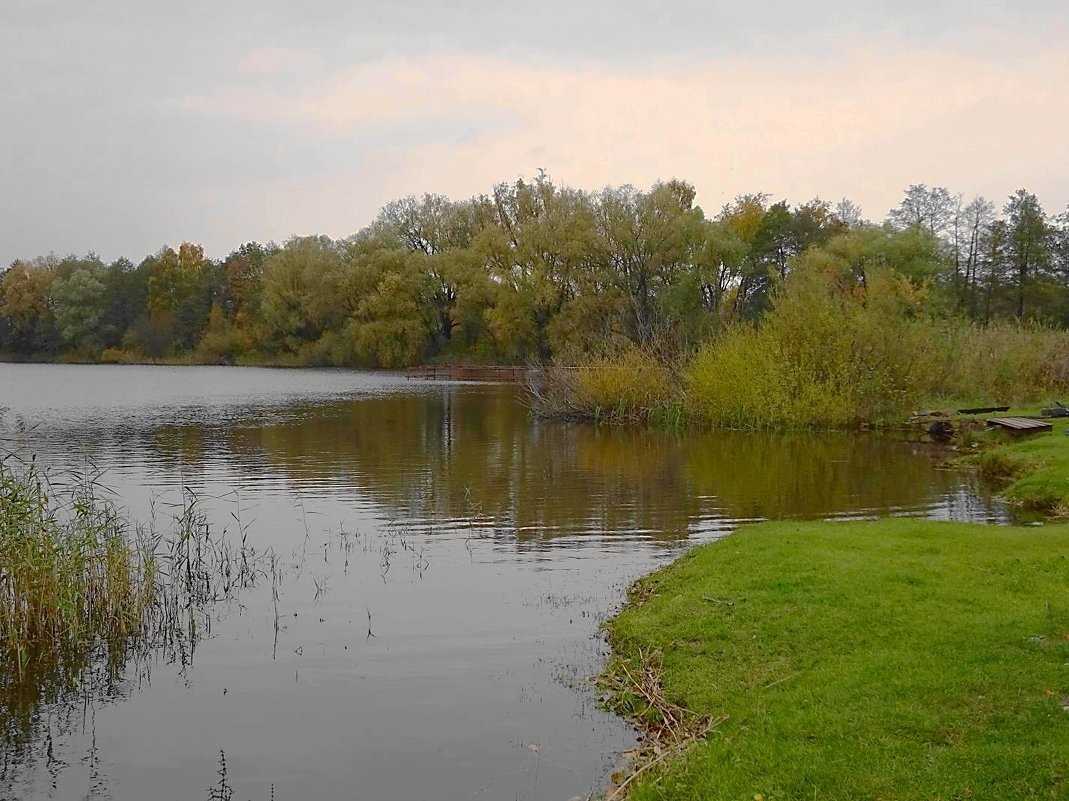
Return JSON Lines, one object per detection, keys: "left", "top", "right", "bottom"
{"left": 2, "top": 177, "right": 1067, "bottom": 366}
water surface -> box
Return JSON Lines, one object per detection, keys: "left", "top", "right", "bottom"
{"left": 0, "top": 364, "right": 1007, "bottom": 800}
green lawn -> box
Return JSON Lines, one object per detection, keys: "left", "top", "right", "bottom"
{"left": 604, "top": 519, "right": 1069, "bottom": 800}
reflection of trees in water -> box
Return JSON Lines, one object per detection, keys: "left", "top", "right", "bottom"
{"left": 138, "top": 386, "right": 969, "bottom": 540}
{"left": 4, "top": 388, "right": 991, "bottom": 794}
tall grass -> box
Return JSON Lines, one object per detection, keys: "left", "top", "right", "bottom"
{"left": 921, "top": 322, "right": 1069, "bottom": 406}
{"left": 0, "top": 455, "right": 155, "bottom": 677}
{"left": 1, "top": 450, "right": 270, "bottom": 785}
{"left": 526, "top": 347, "right": 675, "bottom": 424}
{"left": 1, "top": 451, "right": 265, "bottom": 679}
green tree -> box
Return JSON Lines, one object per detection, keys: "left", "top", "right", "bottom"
{"left": 719, "top": 196, "right": 848, "bottom": 322}
{"left": 474, "top": 173, "right": 601, "bottom": 359}
{"left": 51, "top": 266, "right": 107, "bottom": 353}
{"left": 336, "top": 248, "right": 434, "bottom": 366}
{"left": 259, "top": 236, "right": 344, "bottom": 352}
{"left": 977, "top": 219, "right": 1011, "bottom": 323}
{"left": 142, "top": 243, "right": 217, "bottom": 351}
{"left": 1003, "top": 189, "right": 1051, "bottom": 319}
{"left": 594, "top": 180, "right": 706, "bottom": 345}
{"left": 221, "top": 242, "right": 273, "bottom": 327}
{"left": 98, "top": 258, "right": 148, "bottom": 349}
{"left": 371, "top": 194, "right": 484, "bottom": 353}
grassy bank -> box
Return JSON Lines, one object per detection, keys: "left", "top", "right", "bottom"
{"left": 603, "top": 519, "right": 1069, "bottom": 800}
{"left": 974, "top": 418, "right": 1069, "bottom": 514}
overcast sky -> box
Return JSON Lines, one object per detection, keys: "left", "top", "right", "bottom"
{"left": 3, "top": 1, "right": 1068, "bottom": 265}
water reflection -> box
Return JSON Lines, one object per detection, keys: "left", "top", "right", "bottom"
{"left": 207, "top": 388, "right": 1000, "bottom": 537}
{"left": 2, "top": 642, "right": 136, "bottom": 790}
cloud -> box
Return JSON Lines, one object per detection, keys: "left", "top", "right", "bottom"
{"left": 238, "top": 47, "right": 316, "bottom": 76}
{"left": 4, "top": 7, "right": 1067, "bottom": 265}
{"left": 182, "top": 38, "right": 1069, "bottom": 227}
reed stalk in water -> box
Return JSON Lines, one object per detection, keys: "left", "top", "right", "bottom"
{"left": 0, "top": 454, "right": 154, "bottom": 678}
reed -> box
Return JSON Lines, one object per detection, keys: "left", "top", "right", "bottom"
{"left": 0, "top": 451, "right": 275, "bottom": 787}
{"left": 1, "top": 453, "right": 267, "bottom": 681}
{"left": 0, "top": 454, "right": 154, "bottom": 678}
{"left": 526, "top": 347, "right": 676, "bottom": 424}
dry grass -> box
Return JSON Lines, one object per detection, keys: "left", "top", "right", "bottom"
{"left": 599, "top": 648, "right": 727, "bottom": 801}
{"left": 527, "top": 347, "right": 676, "bottom": 424}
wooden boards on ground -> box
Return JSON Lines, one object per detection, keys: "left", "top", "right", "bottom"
{"left": 986, "top": 417, "right": 1054, "bottom": 434}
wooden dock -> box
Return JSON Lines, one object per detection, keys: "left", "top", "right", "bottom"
{"left": 404, "top": 365, "right": 532, "bottom": 382}
{"left": 986, "top": 417, "right": 1054, "bottom": 435}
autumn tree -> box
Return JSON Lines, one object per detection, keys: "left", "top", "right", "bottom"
{"left": 139, "top": 243, "right": 218, "bottom": 352}
{"left": 0, "top": 259, "right": 58, "bottom": 354}
{"left": 720, "top": 196, "right": 848, "bottom": 321}
{"left": 221, "top": 242, "right": 273, "bottom": 327}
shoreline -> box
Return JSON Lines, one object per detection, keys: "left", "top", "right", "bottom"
{"left": 972, "top": 417, "right": 1069, "bottom": 514}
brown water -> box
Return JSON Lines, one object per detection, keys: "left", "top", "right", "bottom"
{"left": 0, "top": 364, "right": 1008, "bottom": 801}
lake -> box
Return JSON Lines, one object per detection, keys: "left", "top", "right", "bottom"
{"left": 0, "top": 364, "right": 1007, "bottom": 801}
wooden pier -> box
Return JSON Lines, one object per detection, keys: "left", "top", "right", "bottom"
{"left": 404, "top": 365, "right": 533, "bottom": 382}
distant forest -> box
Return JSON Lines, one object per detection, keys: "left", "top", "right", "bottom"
{"left": 2, "top": 175, "right": 1067, "bottom": 367}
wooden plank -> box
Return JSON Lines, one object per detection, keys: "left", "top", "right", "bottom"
{"left": 986, "top": 417, "right": 1053, "bottom": 433}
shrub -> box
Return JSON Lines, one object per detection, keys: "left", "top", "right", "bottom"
{"left": 684, "top": 266, "right": 935, "bottom": 428}
{"left": 528, "top": 347, "right": 675, "bottom": 423}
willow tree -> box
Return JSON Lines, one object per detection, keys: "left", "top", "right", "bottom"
{"left": 259, "top": 236, "right": 345, "bottom": 353}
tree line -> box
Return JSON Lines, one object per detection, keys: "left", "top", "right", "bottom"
{"left": 2, "top": 174, "right": 1067, "bottom": 367}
